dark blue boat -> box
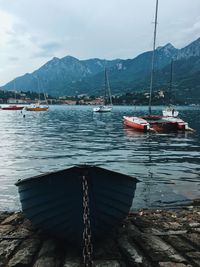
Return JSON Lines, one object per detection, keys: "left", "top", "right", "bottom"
{"left": 16, "top": 165, "right": 138, "bottom": 245}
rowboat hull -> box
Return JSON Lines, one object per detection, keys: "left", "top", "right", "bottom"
{"left": 16, "top": 165, "right": 138, "bottom": 245}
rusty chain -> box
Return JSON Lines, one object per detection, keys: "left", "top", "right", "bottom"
{"left": 82, "top": 174, "right": 93, "bottom": 267}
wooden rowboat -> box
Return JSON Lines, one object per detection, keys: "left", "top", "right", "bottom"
{"left": 16, "top": 165, "right": 138, "bottom": 245}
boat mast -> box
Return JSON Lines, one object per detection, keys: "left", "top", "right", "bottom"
{"left": 14, "top": 80, "right": 17, "bottom": 103}
{"left": 35, "top": 76, "right": 40, "bottom": 104}
{"left": 148, "top": 0, "right": 159, "bottom": 115}
{"left": 169, "top": 58, "right": 174, "bottom": 104}
{"left": 104, "top": 68, "right": 107, "bottom": 105}
{"left": 106, "top": 69, "right": 112, "bottom": 105}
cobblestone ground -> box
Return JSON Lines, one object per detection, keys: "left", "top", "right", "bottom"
{"left": 0, "top": 200, "right": 199, "bottom": 267}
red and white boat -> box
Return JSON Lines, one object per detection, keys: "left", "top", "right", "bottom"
{"left": 142, "top": 115, "right": 178, "bottom": 132}
{"left": 0, "top": 105, "right": 24, "bottom": 111}
{"left": 123, "top": 0, "right": 193, "bottom": 133}
{"left": 162, "top": 116, "right": 189, "bottom": 131}
{"left": 123, "top": 115, "right": 180, "bottom": 133}
{"left": 123, "top": 114, "right": 192, "bottom": 133}
{"left": 123, "top": 116, "right": 151, "bottom": 132}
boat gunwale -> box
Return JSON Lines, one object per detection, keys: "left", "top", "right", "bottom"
{"left": 15, "top": 165, "right": 139, "bottom": 186}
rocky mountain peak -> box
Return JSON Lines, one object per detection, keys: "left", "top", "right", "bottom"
{"left": 178, "top": 37, "right": 200, "bottom": 58}
{"left": 163, "top": 43, "right": 176, "bottom": 50}
{"left": 157, "top": 43, "right": 177, "bottom": 57}
{"left": 62, "top": 55, "right": 79, "bottom": 61}
{"left": 1, "top": 37, "right": 200, "bottom": 97}
{"left": 52, "top": 56, "right": 60, "bottom": 61}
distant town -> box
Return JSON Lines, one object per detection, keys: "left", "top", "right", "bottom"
{"left": 0, "top": 88, "right": 192, "bottom": 106}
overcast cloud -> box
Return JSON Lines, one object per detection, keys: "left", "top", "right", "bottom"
{"left": 0, "top": 0, "right": 200, "bottom": 85}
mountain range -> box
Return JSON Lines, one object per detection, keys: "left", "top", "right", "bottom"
{"left": 2, "top": 37, "right": 200, "bottom": 101}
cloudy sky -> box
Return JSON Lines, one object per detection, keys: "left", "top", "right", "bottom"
{"left": 0, "top": 0, "right": 200, "bottom": 85}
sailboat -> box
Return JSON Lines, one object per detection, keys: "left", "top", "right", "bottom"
{"left": 25, "top": 102, "right": 49, "bottom": 111}
{"left": 123, "top": 0, "right": 172, "bottom": 132}
{"left": 1, "top": 80, "right": 24, "bottom": 111}
{"left": 25, "top": 77, "right": 49, "bottom": 111}
{"left": 93, "top": 68, "right": 112, "bottom": 112}
{"left": 161, "top": 59, "right": 195, "bottom": 130}
{"left": 162, "top": 59, "right": 179, "bottom": 117}
{"left": 123, "top": 0, "right": 192, "bottom": 132}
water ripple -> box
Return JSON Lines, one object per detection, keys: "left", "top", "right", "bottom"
{"left": 0, "top": 105, "right": 200, "bottom": 210}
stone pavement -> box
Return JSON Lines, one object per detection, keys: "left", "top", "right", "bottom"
{"left": 0, "top": 200, "right": 199, "bottom": 266}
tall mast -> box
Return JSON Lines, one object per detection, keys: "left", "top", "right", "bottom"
{"left": 35, "top": 76, "right": 40, "bottom": 103}
{"left": 104, "top": 68, "right": 107, "bottom": 105}
{"left": 148, "top": 0, "right": 159, "bottom": 115}
{"left": 14, "top": 80, "right": 16, "bottom": 102}
{"left": 106, "top": 69, "right": 112, "bottom": 105}
{"left": 169, "top": 58, "right": 174, "bottom": 104}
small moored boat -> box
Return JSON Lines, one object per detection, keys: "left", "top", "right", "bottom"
{"left": 124, "top": 115, "right": 193, "bottom": 132}
{"left": 16, "top": 165, "right": 138, "bottom": 245}
{"left": 123, "top": 115, "right": 180, "bottom": 132}
{"left": 162, "top": 116, "right": 189, "bottom": 131}
{"left": 162, "top": 60, "right": 179, "bottom": 118}
{"left": 25, "top": 103, "right": 49, "bottom": 111}
{"left": 1, "top": 105, "right": 24, "bottom": 111}
{"left": 162, "top": 107, "right": 179, "bottom": 117}
{"left": 93, "top": 105, "right": 112, "bottom": 113}
{"left": 123, "top": 0, "right": 193, "bottom": 133}
{"left": 123, "top": 116, "right": 151, "bottom": 132}
{"left": 25, "top": 76, "right": 49, "bottom": 111}
{"left": 93, "top": 68, "right": 113, "bottom": 113}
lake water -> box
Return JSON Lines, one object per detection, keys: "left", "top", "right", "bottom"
{"left": 0, "top": 105, "right": 199, "bottom": 211}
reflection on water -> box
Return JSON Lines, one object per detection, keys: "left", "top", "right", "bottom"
{"left": 0, "top": 105, "right": 200, "bottom": 211}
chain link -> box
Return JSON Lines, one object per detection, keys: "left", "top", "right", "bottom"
{"left": 82, "top": 174, "right": 93, "bottom": 267}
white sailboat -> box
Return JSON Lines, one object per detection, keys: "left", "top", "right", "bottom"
{"left": 162, "top": 106, "right": 179, "bottom": 117}
{"left": 93, "top": 68, "right": 112, "bottom": 112}
{"left": 162, "top": 59, "right": 179, "bottom": 117}
{"left": 160, "top": 59, "right": 194, "bottom": 130}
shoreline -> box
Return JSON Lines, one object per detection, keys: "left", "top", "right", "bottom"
{"left": 0, "top": 200, "right": 199, "bottom": 266}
